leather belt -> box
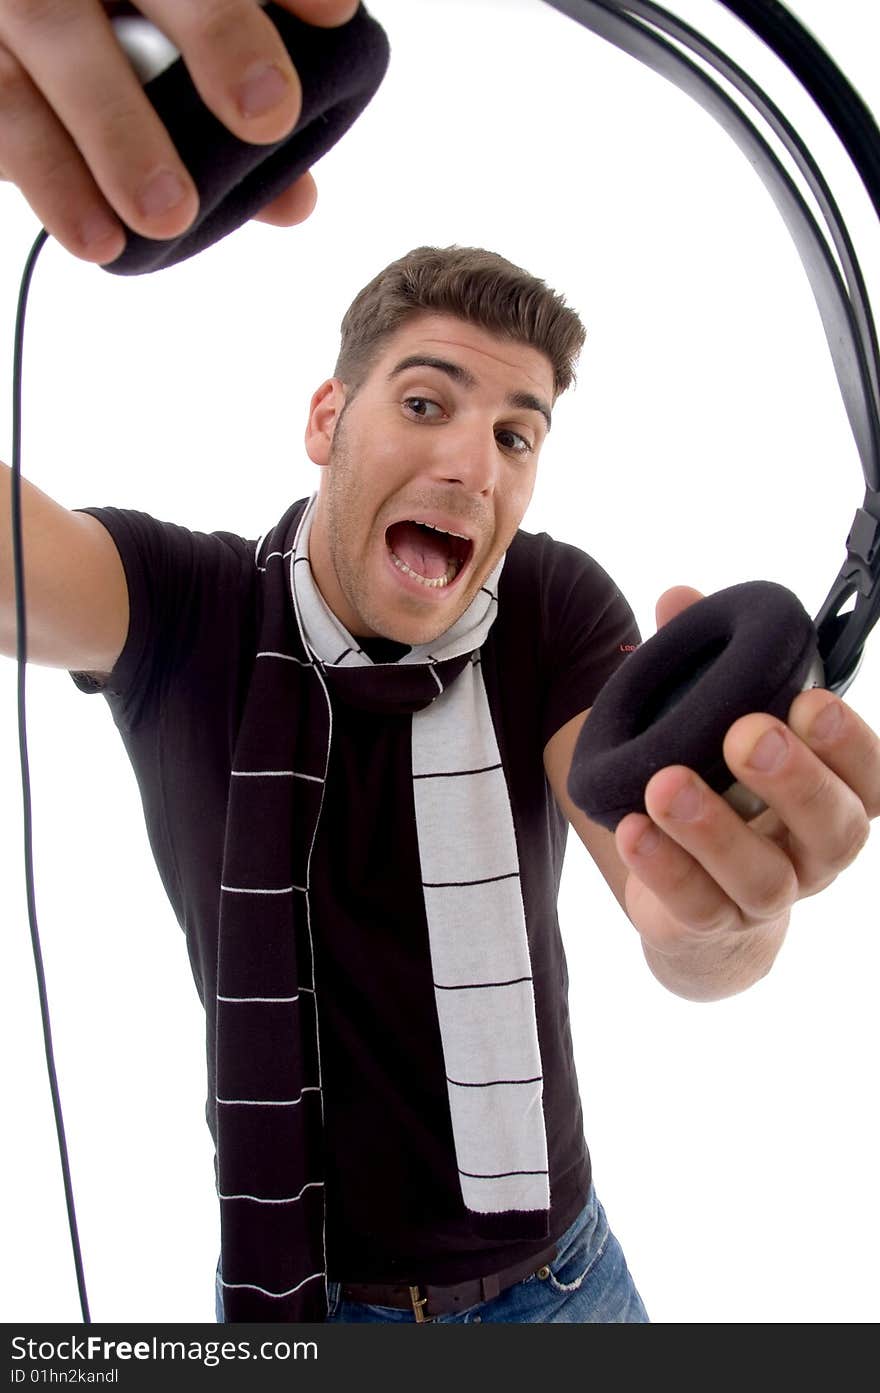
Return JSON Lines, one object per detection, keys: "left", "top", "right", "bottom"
{"left": 338, "top": 1241, "right": 559, "bottom": 1322}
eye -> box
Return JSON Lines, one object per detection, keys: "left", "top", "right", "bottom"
{"left": 403, "top": 396, "right": 445, "bottom": 420}
{"left": 496, "top": 428, "right": 533, "bottom": 456}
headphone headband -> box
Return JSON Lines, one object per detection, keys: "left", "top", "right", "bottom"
{"left": 101, "top": 0, "right": 880, "bottom": 690}
{"left": 543, "top": 0, "right": 880, "bottom": 691}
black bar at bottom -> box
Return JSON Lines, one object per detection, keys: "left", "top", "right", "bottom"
{"left": 4, "top": 1325, "right": 644, "bottom": 1391}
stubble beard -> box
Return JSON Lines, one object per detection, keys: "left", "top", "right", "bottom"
{"left": 322, "top": 424, "right": 388, "bottom": 640}
{"left": 322, "top": 427, "right": 487, "bottom": 647}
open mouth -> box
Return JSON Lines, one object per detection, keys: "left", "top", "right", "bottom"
{"left": 385, "top": 519, "right": 474, "bottom": 590}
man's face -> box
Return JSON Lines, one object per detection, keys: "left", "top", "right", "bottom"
{"left": 305, "top": 313, "right": 555, "bottom": 646}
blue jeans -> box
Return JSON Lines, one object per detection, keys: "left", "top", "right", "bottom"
{"left": 216, "top": 1186, "right": 649, "bottom": 1324}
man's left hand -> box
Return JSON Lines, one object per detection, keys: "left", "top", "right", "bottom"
{"left": 614, "top": 587, "right": 880, "bottom": 963}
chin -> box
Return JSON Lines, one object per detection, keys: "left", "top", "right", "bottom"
{"left": 348, "top": 549, "right": 495, "bottom": 647}
{"left": 384, "top": 615, "right": 461, "bottom": 648}
{"left": 387, "top": 596, "right": 474, "bottom": 647}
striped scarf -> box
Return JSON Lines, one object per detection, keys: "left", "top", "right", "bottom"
{"left": 215, "top": 494, "right": 550, "bottom": 1322}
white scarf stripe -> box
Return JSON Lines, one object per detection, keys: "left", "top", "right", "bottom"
{"left": 291, "top": 496, "right": 550, "bottom": 1219}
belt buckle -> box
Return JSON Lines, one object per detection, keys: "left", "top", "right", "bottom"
{"left": 409, "top": 1284, "right": 433, "bottom": 1323}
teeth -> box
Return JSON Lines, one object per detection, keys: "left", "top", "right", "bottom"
{"left": 390, "top": 551, "right": 460, "bottom": 588}
{"left": 413, "top": 519, "right": 470, "bottom": 541}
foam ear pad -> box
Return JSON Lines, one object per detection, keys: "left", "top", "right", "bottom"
{"left": 102, "top": 3, "right": 389, "bottom": 276}
{"left": 567, "top": 580, "right": 822, "bottom": 830}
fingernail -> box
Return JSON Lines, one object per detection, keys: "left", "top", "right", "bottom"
{"left": 137, "top": 169, "right": 188, "bottom": 218}
{"left": 665, "top": 780, "right": 701, "bottom": 821}
{"left": 748, "top": 727, "right": 788, "bottom": 773}
{"left": 237, "top": 62, "right": 291, "bottom": 118}
{"left": 809, "top": 700, "right": 843, "bottom": 742}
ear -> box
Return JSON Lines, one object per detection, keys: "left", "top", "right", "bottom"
{"left": 305, "top": 379, "right": 347, "bottom": 466}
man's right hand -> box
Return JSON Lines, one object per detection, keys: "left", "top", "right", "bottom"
{"left": 0, "top": 0, "right": 359, "bottom": 264}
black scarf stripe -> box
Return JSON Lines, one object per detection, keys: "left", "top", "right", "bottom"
{"left": 216, "top": 501, "right": 333, "bottom": 1320}
{"left": 448, "top": 1076, "right": 544, "bottom": 1087}
{"left": 434, "top": 976, "right": 534, "bottom": 990}
{"left": 460, "top": 1169, "right": 550, "bottom": 1179}
{"left": 422, "top": 871, "right": 520, "bottom": 888}
{"left": 414, "top": 762, "right": 504, "bottom": 779}
{"left": 216, "top": 496, "right": 553, "bottom": 1320}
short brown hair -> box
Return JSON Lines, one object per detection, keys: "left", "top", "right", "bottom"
{"left": 334, "top": 245, "right": 586, "bottom": 400}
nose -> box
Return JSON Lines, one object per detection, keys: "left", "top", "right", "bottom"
{"left": 429, "top": 422, "right": 500, "bottom": 495}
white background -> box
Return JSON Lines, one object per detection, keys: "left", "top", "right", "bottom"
{"left": 1, "top": 0, "right": 878, "bottom": 1324}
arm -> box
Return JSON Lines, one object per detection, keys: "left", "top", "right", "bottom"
{"left": 0, "top": 459, "right": 129, "bottom": 672}
{"left": 544, "top": 591, "right": 880, "bottom": 1004}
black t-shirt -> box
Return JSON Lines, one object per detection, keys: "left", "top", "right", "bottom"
{"left": 70, "top": 500, "right": 640, "bottom": 1284}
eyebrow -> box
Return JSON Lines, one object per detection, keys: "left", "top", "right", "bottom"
{"left": 387, "top": 354, "right": 552, "bottom": 433}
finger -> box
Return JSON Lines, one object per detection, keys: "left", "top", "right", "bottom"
{"left": 106, "top": 2, "right": 361, "bottom": 28}
{"left": 722, "top": 708, "right": 872, "bottom": 895}
{"left": 274, "top": 1, "right": 361, "bottom": 25}
{"left": 251, "top": 169, "right": 317, "bottom": 225}
{"left": 654, "top": 585, "right": 703, "bottom": 630}
{"left": 639, "top": 765, "right": 800, "bottom": 923}
{"left": 0, "top": 5, "right": 200, "bottom": 254}
{"left": 615, "top": 806, "right": 744, "bottom": 945}
{"left": 137, "top": 0, "right": 303, "bottom": 147}
{"left": 1, "top": 0, "right": 332, "bottom": 264}
{"left": 0, "top": 42, "right": 131, "bottom": 263}
{"left": 785, "top": 688, "right": 880, "bottom": 819}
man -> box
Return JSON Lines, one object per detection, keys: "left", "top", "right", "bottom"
{"left": 1, "top": 1, "right": 877, "bottom": 1326}
{"left": 3, "top": 238, "right": 879, "bottom": 1324}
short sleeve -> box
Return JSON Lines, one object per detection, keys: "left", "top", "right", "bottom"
{"left": 536, "top": 535, "right": 642, "bottom": 747}
{"left": 68, "top": 506, "right": 255, "bottom": 731}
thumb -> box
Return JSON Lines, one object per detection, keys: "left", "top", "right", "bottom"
{"left": 251, "top": 171, "right": 318, "bottom": 227}
{"left": 655, "top": 585, "right": 704, "bottom": 631}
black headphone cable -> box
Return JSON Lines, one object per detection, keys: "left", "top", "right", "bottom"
{"left": 10, "top": 224, "right": 91, "bottom": 1325}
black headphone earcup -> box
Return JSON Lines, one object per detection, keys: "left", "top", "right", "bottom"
{"left": 567, "top": 580, "right": 823, "bottom": 830}
{"left": 102, "top": 3, "right": 389, "bottom": 276}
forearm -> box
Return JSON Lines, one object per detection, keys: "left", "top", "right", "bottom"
{"left": 0, "top": 460, "right": 129, "bottom": 670}
{"left": 639, "top": 912, "right": 790, "bottom": 1002}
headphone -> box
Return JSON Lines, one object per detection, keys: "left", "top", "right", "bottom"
{"left": 8, "top": 0, "right": 878, "bottom": 1320}
{"left": 100, "top": 0, "right": 880, "bottom": 831}
{"left": 556, "top": 0, "right": 880, "bottom": 828}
